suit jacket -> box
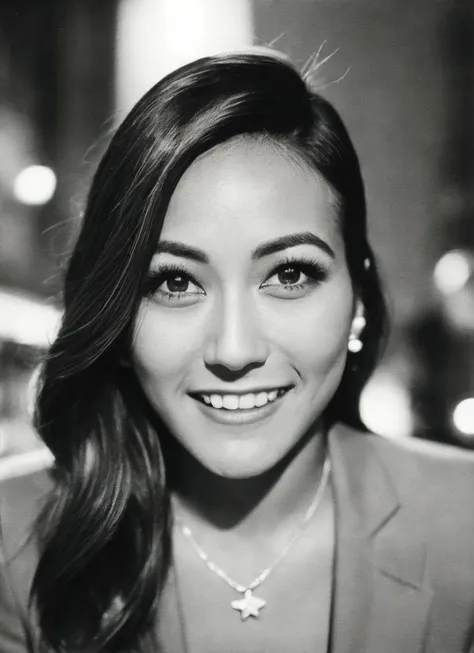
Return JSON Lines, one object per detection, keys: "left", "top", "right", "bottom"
{"left": 2, "top": 425, "right": 474, "bottom": 653}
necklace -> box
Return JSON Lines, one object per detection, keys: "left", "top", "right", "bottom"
{"left": 175, "top": 456, "right": 331, "bottom": 621}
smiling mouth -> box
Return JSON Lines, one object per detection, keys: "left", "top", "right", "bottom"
{"left": 191, "top": 386, "right": 292, "bottom": 411}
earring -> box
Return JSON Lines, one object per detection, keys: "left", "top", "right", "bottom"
{"left": 348, "top": 313, "right": 366, "bottom": 353}
{"left": 348, "top": 333, "right": 363, "bottom": 353}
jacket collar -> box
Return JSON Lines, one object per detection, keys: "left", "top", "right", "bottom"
{"left": 328, "top": 424, "right": 433, "bottom": 653}
{"left": 2, "top": 433, "right": 434, "bottom": 652}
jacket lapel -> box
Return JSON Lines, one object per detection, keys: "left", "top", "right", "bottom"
{"left": 328, "top": 426, "right": 433, "bottom": 653}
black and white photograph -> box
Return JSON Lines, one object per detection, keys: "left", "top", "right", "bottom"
{"left": 0, "top": 1, "right": 473, "bottom": 651}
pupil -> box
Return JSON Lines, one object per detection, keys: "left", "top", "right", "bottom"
{"left": 167, "top": 275, "right": 189, "bottom": 293}
{"left": 278, "top": 266, "right": 300, "bottom": 285}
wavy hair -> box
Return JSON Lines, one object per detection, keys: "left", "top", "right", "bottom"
{"left": 32, "top": 51, "right": 387, "bottom": 651}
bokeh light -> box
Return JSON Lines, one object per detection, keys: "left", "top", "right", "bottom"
{"left": 452, "top": 398, "right": 474, "bottom": 436}
{"left": 360, "top": 370, "right": 413, "bottom": 439}
{"left": 116, "top": 0, "right": 252, "bottom": 117}
{"left": 0, "top": 427, "right": 6, "bottom": 457}
{"left": 433, "top": 250, "right": 472, "bottom": 295}
{"left": 13, "top": 165, "right": 57, "bottom": 205}
{"left": 0, "top": 290, "right": 61, "bottom": 347}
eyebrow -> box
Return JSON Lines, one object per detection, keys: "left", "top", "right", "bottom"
{"left": 251, "top": 231, "right": 335, "bottom": 260}
{"left": 155, "top": 240, "right": 209, "bottom": 263}
{"left": 155, "top": 230, "right": 335, "bottom": 263}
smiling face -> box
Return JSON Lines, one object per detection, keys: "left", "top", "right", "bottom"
{"left": 131, "top": 138, "right": 355, "bottom": 478}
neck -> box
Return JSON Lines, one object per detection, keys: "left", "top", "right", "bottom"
{"left": 165, "top": 422, "right": 328, "bottom": 540}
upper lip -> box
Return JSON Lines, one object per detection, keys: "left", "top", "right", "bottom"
{"left": 189, "top": 385, "right": 294, "bottom": 396}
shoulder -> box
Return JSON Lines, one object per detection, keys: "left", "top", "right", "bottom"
{"left": 0, "top": 453, "right": 54, "bottom": 609}
{"left": 366, "top": 429, "right": 474, "bottom": 485}
{"left": 0, "top": 454, "right": 54, "bottom": 649}
{"left": 377, "top": 435, "right": 474, "bottom": 543}
{"left": 336, "top": 421, "right": 474, "bottom": 471}
{"left": 0, "top": 450, "right": 54, "bottom": 554}
{"left": 366, "top": 427, "right": 474, "bottom": 462}
{"left": 337, "top": 424, "right": 474, "bottom": 526}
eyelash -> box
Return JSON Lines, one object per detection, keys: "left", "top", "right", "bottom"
{"left": 265, "top": 257, "right": 328, "bottom": 291}
{"left": 143, "top": 263, "right": 201, "bottom": 301}
{"left": 143, "top": 257, "right": 328, "bottom": 301}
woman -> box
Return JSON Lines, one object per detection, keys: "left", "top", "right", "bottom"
{"left": 1, "top": 49, "right": 474, "bottom": 653}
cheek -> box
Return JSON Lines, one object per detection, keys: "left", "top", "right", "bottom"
{"left": 131, "top": 304, "right": 202, "bottom": 385}
{"left": 268, "top": 286, "right": 353, "bottom": 375}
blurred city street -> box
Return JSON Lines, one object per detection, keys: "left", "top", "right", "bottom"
{"left": 0, "top": 0, "right": 473, "bottom": 479}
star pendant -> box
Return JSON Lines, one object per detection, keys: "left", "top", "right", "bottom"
{"left": 231, "top": 589, "right": 266, "bottom": 620}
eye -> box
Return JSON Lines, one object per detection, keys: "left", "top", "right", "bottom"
{"left": 275, "top": 265, "right": 305, "bottom": 286}
{"left": 144, "top": 266, "right": 205, "bottom": 304}
{"left": 162, "top": 273, "right": 192, "bottom": 294}
{"left": 261, "top": 258, "right": 328, "bottom": 297}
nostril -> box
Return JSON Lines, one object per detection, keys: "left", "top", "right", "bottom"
{"left": 204, "top": 361, "right": 266, "bottom": 382}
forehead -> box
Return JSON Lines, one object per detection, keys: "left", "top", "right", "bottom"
{"left": 160, "top": 138, "right": 340, "bottom": 253}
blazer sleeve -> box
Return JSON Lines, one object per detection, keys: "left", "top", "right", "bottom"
{"left": 0, "top": 543, "right": 31, "bottom": 652}
{"left": 0, "top": 468, "right": 52, "bottom": 653}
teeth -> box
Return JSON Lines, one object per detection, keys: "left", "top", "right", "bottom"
{"left": 210, "top": 394, "right": 223, "bottom": 409}
{"left": 199, "top": 388, "right": 288, "bottom": 411}
{"left": 239, "top": 393, "right": 256, "bottom": 410}
{"left": 255, "top": 392, "right": 268, "bottom": 407}
{"left": 222, "top": 395, "right": 239, "bottom": 410}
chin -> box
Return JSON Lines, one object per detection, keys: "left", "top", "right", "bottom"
{"left": 212, "top": 460, "right": 271, "bottom": 479}
{"left": 198, "top": 439, "right": 298, "bottom": 480}
{"left": 211, "top": 462, "right": 274, "bottom": 480}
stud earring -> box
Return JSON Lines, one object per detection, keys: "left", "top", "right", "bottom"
{"left": 348, "top": 334, "right": 363, "bottom": 353}
{"left": 348, "top": 312, "right": 366, "bottom": 353}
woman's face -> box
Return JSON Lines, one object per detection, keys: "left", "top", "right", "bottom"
{"left": 131, "top": 139, "right": 355, "bottom": 478}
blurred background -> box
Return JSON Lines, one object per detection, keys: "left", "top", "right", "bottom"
{"left": 0, "top": 0, "right": 473, "bottom": 478}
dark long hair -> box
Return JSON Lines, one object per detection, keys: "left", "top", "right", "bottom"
{"left": 32, "top": 52, "right": 387, "bottom": 651}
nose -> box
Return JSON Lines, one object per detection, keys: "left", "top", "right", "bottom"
{"left": 204, "top": 291, "right": 269, "bottom": 374}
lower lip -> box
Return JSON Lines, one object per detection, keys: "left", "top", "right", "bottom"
{"left": 191, "top": 390, "right": 292, "bottom": 426}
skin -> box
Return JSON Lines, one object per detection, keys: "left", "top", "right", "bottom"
{"left": 131, "top": 137, "right": 356, "bottom": 519}
{"left": 131, "top": 138, "right": 350, "bottom": 650}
